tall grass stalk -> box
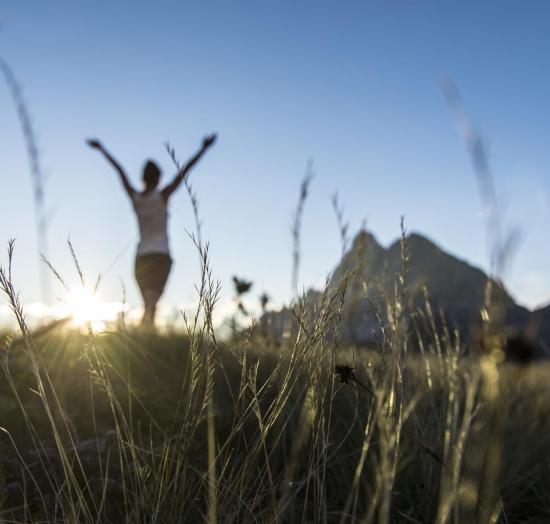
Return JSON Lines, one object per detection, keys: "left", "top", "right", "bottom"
{"left": 165, "top": 142, "right": 204, "bottom": 251}
{"left": 290, "top": 160, "right": 314, "bottom": 299}
{"left": 331, "top": 192, "right": 350, "bottom": 260}
{"left": 0, "top": 58, "right": 51, "bottom": 304}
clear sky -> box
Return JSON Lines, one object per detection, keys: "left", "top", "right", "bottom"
{"left": 1, "top": 1, "right": 550, "bottom": 325}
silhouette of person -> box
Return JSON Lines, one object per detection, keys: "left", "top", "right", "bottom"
{"left": 87, "top": 134, "right": 217, "bottom": 329}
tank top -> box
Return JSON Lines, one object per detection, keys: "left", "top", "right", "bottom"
{"left": 132, "top": 190, "right": 170, "bottom": 256}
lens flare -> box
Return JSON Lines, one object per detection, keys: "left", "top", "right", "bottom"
{"left": 67, "top": 287, "right": 111, "bottom": 330}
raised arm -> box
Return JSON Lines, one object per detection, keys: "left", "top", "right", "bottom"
{"left": 86, "top": 139, "right": 135, "bottom": 197}
{"left": 161, "top": 134, "right": 217, "bottom": 200}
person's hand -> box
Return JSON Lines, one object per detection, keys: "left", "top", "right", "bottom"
{"left": 202, "top": 134, "right": 217, "bottom": 149}
{"left": 86, "top": 138, "right": 103, "bottom": 150}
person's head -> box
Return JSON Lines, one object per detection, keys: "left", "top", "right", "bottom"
{"left": 143, "top": 160, "right": 161, "bottom": 188}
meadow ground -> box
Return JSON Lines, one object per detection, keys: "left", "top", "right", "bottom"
{"left": 1, "top": 322, "right": 550, "bottom": 523}
{"left": 0, "top": 203, "right": 547, "bottom": 522}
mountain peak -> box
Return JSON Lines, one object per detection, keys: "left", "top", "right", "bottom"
{"left": 352, "top": 229, "right": 381, "bottom": 248}
{"left": 328, "top": 229, "right": 531, "bottom": 343}
{"left": 387, "top": 231, "right": 440, "bottom": 254}
{"left": 266, "top": 228, "right": 547, "bottom": 348}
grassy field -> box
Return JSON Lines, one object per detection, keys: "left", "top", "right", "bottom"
{"left": 1, "top": 268, "right": 550, "bottom": 524}
{"left": 4, "top": 8, "right": 548, "bottom": 521}
{"left": 0, "top": 175, "right": 547, "bottom": 522}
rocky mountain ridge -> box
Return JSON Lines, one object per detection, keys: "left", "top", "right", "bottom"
{"left": 264, "top": 230, "right": 549, "bottom": 353}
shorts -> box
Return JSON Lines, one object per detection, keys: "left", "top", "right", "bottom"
{"left": 135, "top": 253, "right": 172, "bottom": 295}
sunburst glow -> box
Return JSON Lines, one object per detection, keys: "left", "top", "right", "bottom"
{"left": 66, "top": 287, "right": 124, "bottom": 331}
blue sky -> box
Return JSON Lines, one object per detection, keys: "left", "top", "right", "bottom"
{"left": 1, "top": 1, "right": 550, "bottom": 321}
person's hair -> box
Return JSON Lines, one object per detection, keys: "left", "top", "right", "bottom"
{"left": 143, "top": 160, "right": 161, "bottom": 187}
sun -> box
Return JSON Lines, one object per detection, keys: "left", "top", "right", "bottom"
{"left": 67, "top": 287, "right": 110, "bottom": 331}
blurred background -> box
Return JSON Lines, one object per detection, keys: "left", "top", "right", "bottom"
{"left": 1, "top": 1, "right": 550, "bottom": 328}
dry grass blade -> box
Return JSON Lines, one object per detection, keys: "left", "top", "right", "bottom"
{"left": 41, "top": 253, "right": 69, "bottom": 292}
{"left": 164, "top": 141, "right": 203, "bottom": 250}
{"left": 291, "top": 160, "right": 314, "bottom": 298}
{"left": 67, "top": 238, "right": 86, "bottom": 287}
{"left": 0, "top": 57, "right": 51, "bottom": 304}
{"left": 331, "top": 191, "right": 350, "bottom": 260}
{"left": 441, "top": 77, "right": 521, "bottom": 280}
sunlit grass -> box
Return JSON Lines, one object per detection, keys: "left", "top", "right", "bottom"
{"left": 0, "top": 175, "right": 544, "bottom": 523}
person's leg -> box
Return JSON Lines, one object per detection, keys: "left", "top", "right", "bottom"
{"left": 144, "top": 255, "right": 172, "bottom": 328}
{"left": 135, "top": 254, "right": 172, "bottom": 330}
{"left": 135, "top": 255, "right": 154, "bottom": 329}
{"left": 141, "top": 288, "right": 161, "bottom": 328}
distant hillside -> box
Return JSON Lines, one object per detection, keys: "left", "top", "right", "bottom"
{"left": 529, "top": 303, "right": 550, "bottom": 345}
{"left": 264, "top": 230, "right": 542, "bottom": 348}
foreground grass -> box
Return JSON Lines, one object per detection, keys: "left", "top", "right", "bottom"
{"left": 0, "top": 327, "right": 549, "bottom": 523}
